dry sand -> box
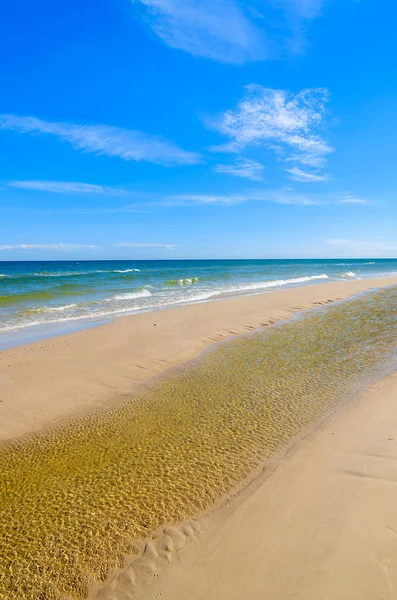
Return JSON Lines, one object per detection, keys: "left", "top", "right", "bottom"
{"left": 1, "top": 275, "right": 397, "bottom": 599}
{"left": 1, "top": 276, "right": 397, "bottom": 442}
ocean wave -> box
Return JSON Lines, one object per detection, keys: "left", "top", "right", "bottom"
{"left": 234, "top": 274, "right": 329, "bottom": 292}
{"left": 166, "top": 277, "right": 199, "bottom": 285}
{"left": 0, "top": 273, "right": 333, "bottom": 333}
{"left": 32, "top": 271, "right": 93, "bottom": 277}
{"left": 0, "top": 270, "right": 94, "bottom": 279}
{"left": 178, "top": 274, "right": 329, "bottom": 301}
{"left": 44, "top": 303, "right": 78, "bottom": 312}
{"left": 162, "top": 274, "right": 330, "bottom": 303}
{"left": 364, "top": 262, "right": 375, "bottom": 265}
{"left": 29, "top": 304, "right": 78, "bottom": 314}
{"left": 3, "top": 268, "right": 141, "bottom": 279}
{"left": 111, "top": 289, "right": 152, "bottom": 300}
{"left": 341, "top": 271, "right": 356, "bottom": 278}
{"left": 0, "top": 302, "right": 158, "bottom": 332}
{"left": 0, "top": 290, "right": 54, "bottom": 306}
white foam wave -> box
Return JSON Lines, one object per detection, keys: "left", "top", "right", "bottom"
{"left": 230, "top": 274, "right": 329, "bottom": 293}
{"left": 31, "top": 304, "right": 78, "bottom": 313}
{"left": 0, "top": 302, "right": 157, "bottom": 332}
{"left": 364, "top": 262, "right": 375, "bottom": 265}
{"left": 179, "top": 277, "right": 198, "bottom": 284}
{"left": 46, "top": 304, "right": 78, "bottom": 312}
{"left": 32, "top": 271, "right": 87, "bottom": 277}
{"left": 112, "top": 289, "right": 152, "bottom": 300}
{"left": 341, "top": 271, "right": 356, "bottom": 278}
{"left": 3, "top": 267, "right": 142, "bottom": 279}
{"left": 0, "top": 272, "right": 333, "bottom": 334}
{"left": 29, "top": 268, "right": 141, "bottom": 277}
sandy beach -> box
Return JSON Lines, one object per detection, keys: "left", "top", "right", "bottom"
{"left": 135, "top": 370, "right": 397, "bottom": 600}
{"left": 3, "top": 0, "right": 397, "bottom": 595}
{"left": 1, "top": 275, "right": 397, "bottom": 442}
{"left": 2, "top": 276, "right": 397, "bottom": 600}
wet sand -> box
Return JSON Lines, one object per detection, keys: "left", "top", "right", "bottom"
{"left": 1, "top": 276, "right": 397, "bottom": 442}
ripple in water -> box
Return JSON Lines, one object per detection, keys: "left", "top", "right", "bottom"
{"left": 1, "top": 286, "right": 397, "bottom": 599}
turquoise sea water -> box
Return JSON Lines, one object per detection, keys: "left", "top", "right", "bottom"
{"left": 1, "top": 258, "right": 396, "bottom": 348}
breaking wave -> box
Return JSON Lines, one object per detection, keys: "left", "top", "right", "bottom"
{"left": 341, "top": 271, "right": 357, "bottom": 278}
{"left": 111, "top": 289, "right": 152, "bottom": 301}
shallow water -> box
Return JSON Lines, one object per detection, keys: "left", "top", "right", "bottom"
{"left": 1, "top": 287, "right": 397, "bottom": 599}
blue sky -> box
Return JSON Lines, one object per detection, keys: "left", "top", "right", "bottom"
{"left": 1, "top": 0, "right": 397, "bottom": 259}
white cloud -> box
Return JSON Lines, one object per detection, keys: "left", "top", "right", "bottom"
{"left": 328, "top": 239, "right": 397, "bottom": 252}
{"left": 132, "top": 0, "right": 326, "bottom": 63}
{"left": 8, "top": 180, "right": 132, "bottom": 195}
{"left": 114, "top": 242, "right": 177, "bottom": 250}
{"left": 0, "top": 114, "right": 201, "bottom": 166}
{"left": 170, "top": 194, "right": 246, "bottom": 206}
{"left": 0, "top": 244, "right": 100, "bottom": 250}
{"left": 335, "top": 194, "right": 370, "bottom": 205}
{"left": 214, "top": 159, "right": 264, "bottom": 180}
{"left": 208, "top": 85, "right": 332, "bottom": 181}
{"left": 277, "top": 0, "right": 323, "bottom": 20}
{"left": 168, "top": 188, "right": 373, "bottom": 208}
{"left": 168, "top": 190, "right": 318, "bottom": 206}
{"left": 286, "top": 167, "right": 328, "bottom": 182}
{"left": 133, "top": 0, "right": 266, "bottom": 63}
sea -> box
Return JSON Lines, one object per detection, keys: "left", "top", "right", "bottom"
{"left": 1, "top": 258, "right": 396, "bottom": 349}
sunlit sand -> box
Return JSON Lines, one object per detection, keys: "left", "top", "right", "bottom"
{"left": 1, "top": 285, "right": 397, "bottom": 599}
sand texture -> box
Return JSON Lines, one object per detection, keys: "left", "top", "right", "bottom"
{"left": 1, "top": 276, "right": 397, "bottom": 600}
{"left": 1, "top": 276, "right": 397, "bottom": 442}
{"left": 135, "top": 371, "right": 397, "bottom": 600}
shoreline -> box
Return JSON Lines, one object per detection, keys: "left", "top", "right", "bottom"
{"left": 0, "top": 275, "right": 372, "bottom": 352}
{"left": 1, "top": 275, "right": 397, "bottom": 442}
{"left": 0, "top": 263, "right": 394, "bottom": 352}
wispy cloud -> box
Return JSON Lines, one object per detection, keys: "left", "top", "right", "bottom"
{"left": 208, "top": 85, "right": 332, "bottom": 181}
{"left": 168, "top": 190, "right": 319, "bottom": 206}
{"left": 133, "top": 0, "right": 266, "bottom": 63}
{"left": 328, "top": 239, "right": 397, "bottom": 252}
{"left": 166, "top": 188, "right": 372, "bottom": 208}
{"left": 132, "top": 0, "right": 326, "bottom": 63}
{"left": 8, "top": 180, "right": 133, "bottom": 195}
{"left": 285, "top": 167, "right": 328, "bottom": 182}
{"left": 0, "top": 114, "right": 201, "bottom": 166}
{"left": 335, "top": 194, "right": 370, "bottom": 205}
{"left": 214, "top": 159, "right": 264, "bottom": 180}
{"left": 279, "top": 0, "right": 323, "bottom": 20}
{"left": 60, "top": 188, "right": 371, "bottom": 211}
{"left": 169, "top": 194, "right": 246, "bottom": 206}
{"left": 0, "top": 244, "right": 100, "bottom": 251}
{"left": 114, "top": 242, "right": 177, "bottom": 250}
